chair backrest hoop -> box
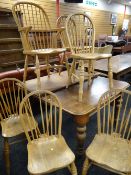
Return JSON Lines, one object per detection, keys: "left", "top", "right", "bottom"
{"left": 20, "top": 90, "right": 63, "bottom": 143}
{"left": 97, "top": 88, "right": 131, "bottom": 141}
{"left": 0, "top": 78, "right": 27, "bottom": 121}
{"left": 65, "top": 12, "right": 95, "bottom": 54}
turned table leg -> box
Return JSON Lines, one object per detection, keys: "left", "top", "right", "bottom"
{"left": 74, "top": 114, "right": 89, "bottom": 155}
{"left": 4, "top": 137, "right": 10, "bottom": 175}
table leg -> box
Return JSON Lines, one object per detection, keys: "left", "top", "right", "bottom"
{"left": 74, "top": 114, "right": 89, "bottom": 155}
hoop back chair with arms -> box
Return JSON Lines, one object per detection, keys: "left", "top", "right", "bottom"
{"left": 20, "top": 90, "right": 77, "bottom": 175}
{"left": 0, "top": 78, "right": 36, "bottom": 175}
{"left": 82, "top": 89, "right": 131, "bottom": 175}
{"left": 65, "top": 13, "right": 113, "bottom": 101}
{"left": 12, "top": 2, "right": 66, "bottom": 87}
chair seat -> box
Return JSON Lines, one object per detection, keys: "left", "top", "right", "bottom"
{"left": 24, "top": 48, "right": 66, "bottom": 55}
{"left": 71, "top": 53, "right": 112, "bottom": 60}
{"left": 86, "top": 134, "right": 131, "bottom": 173}
{"left": 1, "top": 114, "right": 37, "bottom": 137}
{"left": 27, "top": 135, "right": 75, "bottom": 174}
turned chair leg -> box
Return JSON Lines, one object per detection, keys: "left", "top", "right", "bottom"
{"left": 23, "top": 55, "right": 29, "bottom": 83}
{"left": 108, "top": 57, "right": 113, "bottom": 89}
{"left": 88, "top": 60, "right": 93, "bottom": 86}
{"left": 70, "top": 162, "right": 77, "bottom": 175}
{"left": 4, "top": 137, "right": 10, "bottom": 175}
{"left": 35, "top": 55, "right": 41, "bottom": 90}
{"left": 82, "top": 158, "right": 89, "bottom": 175}
{"left": 67, "top": 59, "right": 75, "bottom": 88}
{"left": 78, "top": 60, "right": 84, "bottom": 102}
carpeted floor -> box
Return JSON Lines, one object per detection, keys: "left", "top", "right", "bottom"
{"left": 0, "top": 75, "right": 130, "bottom": 175}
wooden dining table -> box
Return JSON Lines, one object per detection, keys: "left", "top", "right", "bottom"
{"left": 26, "top": 71, "right": 129, "bottom": 155}
{"left": 95, "top": 54, "right": 131, "bottom": 80}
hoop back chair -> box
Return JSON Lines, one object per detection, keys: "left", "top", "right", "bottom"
{"left": 65, "top": 13, "right": 113, "bottom": 101}
{"left": 57, "top": 15, "right": 69, "bottom": 49}
{"left": 20, "top": 90, "right": 77, "bottom": 175}
{"left": 56, "top": 15, "right": 72, "bottom": 73}
{"left": 82, "top": 89, "right": 131, "bottom": 175}
{"left": 0, "top": 78, "right": 36, "bottom": 175}
{"left": 12, "top": 2, "right": 66, "bottom": 87}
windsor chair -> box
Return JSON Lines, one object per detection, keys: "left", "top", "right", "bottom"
{"left": 19, "top": 90, "right": 77, "bottom": 175}
{"left": 65, "top": 13, "right": 113, "bottom": 101}
{"left": 82, "top": 89, "right": 131, "bottom": 175}
{"left": 0, "top": 78, "right": 36, "bottom": 175}
{"left": 12, "top": 2, "right": 66, "bottom": 88}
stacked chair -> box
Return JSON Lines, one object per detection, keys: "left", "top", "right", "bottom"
{"left": 12, "top": 2, "right": 66, "bottom": 89}
{"left": 65, "top": 13, "right": 113, "bottom": 101}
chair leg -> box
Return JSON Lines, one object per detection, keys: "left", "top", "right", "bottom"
{"left": 23, "top": 55, "right": 28, "bottom": 83}
{"left": 4, "top": 138, "right": 10, "bottom": 175}
{"left": 78, "top": 60, "right": 84, "bottom": 102}
{"left": 67, "top": 59, "right": 75, "bottom": 88}
{"left": 88, "top": 60, "right": 93, "bottom": 86}
{"left": 82, "top": 158, "right": 89, "bottom": 175}
{"left": 35, "top": 55, "right": 41, "bottom": 90}
{"left": 108, "top": 57, "right": 113, "bottom": 89}
{"left": 70, "top": 162, "right": 77, "bottom": 175}
{"left": 46, "top": 56, "right": 50, "bottom": 78}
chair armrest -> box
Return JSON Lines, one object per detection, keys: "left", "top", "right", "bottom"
{"left": 31, "top": 27, "right": 65, "bottom": 33}
{"left": 19, "top": 26, "right": 32, "bottom": 34}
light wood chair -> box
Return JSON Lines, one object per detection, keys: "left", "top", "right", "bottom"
{"left": 65, "top": 13, "right": 113, "bottom": 101}
{"left": 19, "top": 90, "right": 77, "bottom": 175}
{"left": 57, "top": 15, "right": 69, "bottom": 50}
{"left": 82, "top": 89, "right": 131, "bottom": 175}
{"left": 12, "top": 2, "right": 66, "bottom": 88}
{"left": 0, "top": 78, "right": 36, "bottom": 175}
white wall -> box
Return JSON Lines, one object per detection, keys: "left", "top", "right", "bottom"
{"left": 54, "top": 0, "right": 131, "bottom": 15}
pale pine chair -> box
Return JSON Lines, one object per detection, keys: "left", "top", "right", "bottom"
{"left": 0, "top": 78, "right": 36, "bottom": 175}
{"left": 82, "top": 89, "right": 131, "bottom": 175}
{"left": 19, "top": 90, "right": 77, "bottom": 175}
{"left": 57, "top": 15, "right": 69, "bottom": 50}
{"left": 12, "top": 2, "right": 66, "bottom": 88}
{"left": 65, "top": 13, "right": 113, "bottom": 101}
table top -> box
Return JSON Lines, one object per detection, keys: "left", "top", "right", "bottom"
{"left": 26, "top": 71, "right": 129, "bottom": 116}
{"left": 95, "top": 54, "right": 131, "bottom": 74}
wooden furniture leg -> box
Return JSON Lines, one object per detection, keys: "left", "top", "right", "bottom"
{"left": 74, "top": 114, "right": 89, "bottom": 155}
{"left": 35, "top": 55, "right": 41, "bottom": 90}
{"left": 4, "top": 138, "right": 10, "bottom": 175}
{"left": 82, "top": 157, "right": 89, "bottom": 175}
{"left": 67, "top": 59, "right": 76, "bottom": 88}
{"left": 23, "top": 54, "right": 28, "bottom": 83}
{"left": 78, "top": 60, "right": 84, "bottom": 102}
{"left": 70, "top": 162, "right": 77, "bottom": 175}
{"left": 88, "top": 60, "right": 93, "bottom": 86}
{"left": 108, "top": 57, "right": 113, "bottom": 89}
